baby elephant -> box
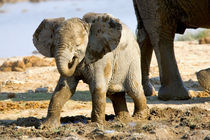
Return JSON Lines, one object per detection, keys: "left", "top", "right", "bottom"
{"left": 33, "top": 13, "right": 147, "bottom": 128}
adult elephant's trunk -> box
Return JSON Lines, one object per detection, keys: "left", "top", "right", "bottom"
{"left": 55, "top": 47, "right": 79, "bottom": 77}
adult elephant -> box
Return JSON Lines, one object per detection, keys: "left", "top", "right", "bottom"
{"left": 133, "top": 0, "right": 210, "bottom": 100}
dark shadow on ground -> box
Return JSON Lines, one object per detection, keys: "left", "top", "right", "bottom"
{"left": 0, "top": 114, "right": 115, "bottom": 127}
{"left": 150, "top": 77, "right": 203, "bottom": 91}
{"left": 183, "top": 79, "right": 203, "bottom": 91}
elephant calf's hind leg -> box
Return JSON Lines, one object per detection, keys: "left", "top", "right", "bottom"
{"left": 108, "top": 92, "right": 130, "bottom": 121}
{"left": 127, "top": 86, "right": 148, "bottom": 119}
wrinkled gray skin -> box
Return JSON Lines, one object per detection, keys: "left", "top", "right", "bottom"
{"left": 33, "top": 13, "right": 148, "bottom": 128}
{"left": 133, "top": 0, "right": 210, "bottom": 100}
{"left": 196, "top": 68, "right": 210, "bottom": 93}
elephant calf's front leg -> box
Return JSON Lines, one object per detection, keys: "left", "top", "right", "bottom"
{"left": 91, "top": 87, "right": 106, "bottom": 123}
{"left": 41, "top": 77, "right": 77, "bottom": 128}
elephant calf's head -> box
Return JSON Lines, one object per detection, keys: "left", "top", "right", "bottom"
{"left": 33, "top": 14, "right": 122, "bottom": 77}
{"left": 33, "top": 18, "right": 90, "bottom": 77}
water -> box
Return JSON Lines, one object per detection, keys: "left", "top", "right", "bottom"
{"left": 0, "top": 0, "right": 137, "bottom": 58}
{"left": 128, "top": 122, "right": 137, "bottom": 127}
{"left": 104, "top": 130, "right": 115, "bottom": 134}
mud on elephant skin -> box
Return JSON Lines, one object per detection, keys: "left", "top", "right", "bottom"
{"left": 133, "top": 0, "right": 210, "bottom": 100}
{"left": 33, "top": 13, "right": 148, "bottom": 128}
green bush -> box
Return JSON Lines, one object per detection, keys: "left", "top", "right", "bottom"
{"left": 176, "top": 29, "right": 210, "bottom": 41}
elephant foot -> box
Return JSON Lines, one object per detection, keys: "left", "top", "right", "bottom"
{"left": 133, "top": 107, "right": 149, "bottom": 119}
{"left": 115, "top": 111, "right": 131, "bottom": 122}
{"left": 39, "top": 116, "right": 60, "bottom": 129}
{"left": 158, "top": 83, "right": 190, "bottom": 100}
{"left": 143, "top": 81, "right": 156, "bottom": 96}
{"left": 91, "top": 113, "right": 105, "bottom": 124}
{"left": 91, "top": 118, "right": 105, "bottom": 124}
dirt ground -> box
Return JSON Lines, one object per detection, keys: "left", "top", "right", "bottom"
{"left": 0, "top": 41, "right": 210, "bottom": 139}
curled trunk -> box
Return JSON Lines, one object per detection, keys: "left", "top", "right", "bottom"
{"left": 55, "top": 49, "right": 79, "bottom": 77}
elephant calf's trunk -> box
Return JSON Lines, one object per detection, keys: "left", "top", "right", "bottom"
{"left": 56, "top": 56, "right": 79, "bottom": 77}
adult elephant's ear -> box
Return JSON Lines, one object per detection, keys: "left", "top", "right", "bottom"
{"left": 85, "top": 15, "right": 122, "bottom": 64}
{"left": 33, "top": 17, "right": 65, "bottom": 57}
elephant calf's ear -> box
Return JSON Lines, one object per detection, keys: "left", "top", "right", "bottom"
{"left": 85, "top": 15, "right": 122, "bottom": 64}
{"left": 33, "top": 18, "right": 65, "bottom": 57}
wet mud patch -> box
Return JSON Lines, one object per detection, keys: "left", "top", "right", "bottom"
{"left": 147, "top": 107, "right": 210, "bottom": 130}
{"left": 0, "top": 107, "right": 209, "bottom": 139}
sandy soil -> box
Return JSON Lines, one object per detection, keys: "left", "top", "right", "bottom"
{"left": 0, "top": 41, "right": 210, "bottom": 139}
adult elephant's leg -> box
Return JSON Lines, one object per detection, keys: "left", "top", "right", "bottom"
{"left": 134, "top": 0, "right": 190, "bottom": 100}
{"left": 137, "top": 28, "right": 156, "bottom": 96}
{"left": 152, "top": 28, "right": 190, "bottom": 100}
{"left": 134, "top": 0, "right": 155, "bottom": 96}
{"left": 107, "top": 92, "right": 130, "bottom": 120}
{"left": 41, "top": 76, "right": 78, "bottom": 128}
